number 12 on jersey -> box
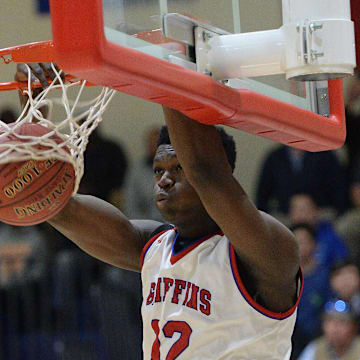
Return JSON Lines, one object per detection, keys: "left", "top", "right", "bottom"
{"left": 151, "top": 320, "right": 193, "bottom": 359}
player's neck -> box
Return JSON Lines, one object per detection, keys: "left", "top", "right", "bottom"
{"left": 174, "top": 223, "right": 221, "bottom": 254}
{"left": 175, "top": 218, "right": 220, "bottom": 239}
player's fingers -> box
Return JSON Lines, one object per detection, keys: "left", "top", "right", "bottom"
{"left": 15, "top": 63, "right": 37, "bottom": 83}
{"left": 39, "top": 62, "right": 57, "bottom": 82}
{"left": 15, "top": 63, "right": 27, "bottom": 82}
{"left": 53, "top": 63, "right": 66, "bottom": 81}
{"left": 27, "top": 62, "right": 49, "bottom": 88}
{"left": 39, "top": 63, "right": 66, "bottom": 85}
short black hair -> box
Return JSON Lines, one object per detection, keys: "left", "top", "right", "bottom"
{"left": 330, "top": 259, "right": 359, "bottom": 276}
{"left": 289, "top": 223, "right": 316, "bottom": 239}
{"left": 291, "top": 192, "right": 319, "bottom": 207}
{"left": 157, "top": 125, "right": 237, "bottom": 171}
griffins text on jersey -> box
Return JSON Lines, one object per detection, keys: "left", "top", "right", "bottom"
{"left": 146, "top": 277, "right": 212, "bottom": 316}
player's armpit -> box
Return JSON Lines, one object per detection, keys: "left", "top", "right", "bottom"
{"left": 48, "top": 194, "right": 162, "bottom": 272}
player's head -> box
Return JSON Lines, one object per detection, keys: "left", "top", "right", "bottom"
{"left": 156, "top": 125, "right": 236, "bottom": 171}
{"left": 153, "top": 125, "right": 236, "bottom": 227}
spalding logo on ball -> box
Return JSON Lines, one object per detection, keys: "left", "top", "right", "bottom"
{"left": 0, "top": 122, "right": 75, "bottom": 226}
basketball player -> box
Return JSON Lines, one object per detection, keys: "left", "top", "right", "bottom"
{"left": 17, "top": 63, "right": 302, "bottom": 359}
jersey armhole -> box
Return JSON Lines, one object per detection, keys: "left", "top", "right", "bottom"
{"left": 140, "top": 224, "right": 175, "bottom": 269}
{"left": 229, "top": 243, "right": 304, "bottom": 320}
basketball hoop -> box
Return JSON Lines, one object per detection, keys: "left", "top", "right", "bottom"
{"left": 0, "top": 63, "right": 116, "bottom": 194}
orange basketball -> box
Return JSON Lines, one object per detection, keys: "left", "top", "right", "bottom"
{"left": 0, "top": 122, "right": 75, "bottom": 226}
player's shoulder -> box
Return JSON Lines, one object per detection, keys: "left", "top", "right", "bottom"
{"left": 140, "top": 223, "right": 175, "bottom": 269}
{"left": 130, "top": 219, "right": 167, "bottom": 247}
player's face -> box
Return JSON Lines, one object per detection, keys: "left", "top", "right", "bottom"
{"left": 153, "top": 144, "right": 205, "bottom": 224}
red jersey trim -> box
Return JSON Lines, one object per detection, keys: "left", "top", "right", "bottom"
{"left": 170, "top": 231, "right": 224, "bottom": 265}
{"left": 229, "top": 243, "right": 304, "bottom": 320}
{"left": 140, "top": 229, "right": 174, "bottom": 270}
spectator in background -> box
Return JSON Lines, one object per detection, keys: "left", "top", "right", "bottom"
{"left": 0, "top": 224, "right": 50, "bottom": 286}
{"left": 79, "top": 124, "right": 129, "bottom": 209}
{"left": 255, "top": 146, "right": 348, "bottom": 219}
{"left": 289, "top": 193, "right": 349, "bottom": 272}
{"left": 336, "top": 168, "right": 360, "bottom": 265}
{"left": 96, "top": 266, "right": 143, "bottom": 360}
{"left": 125, "top": 126, "right": 163, "bottom": 221}
{"left": 290, "top": 223, "right": 333, "bottom": 359}
{"left": 0, "top": 223, "right": 63, "bottom": 354}
{"left": 329, "top": 260, "right": 360, "bottom": 318}
{"left": 298, "top": 299, "right": 360, "bottom": 360}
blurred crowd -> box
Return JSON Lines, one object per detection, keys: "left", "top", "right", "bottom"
{"left": 0, "top": 107, "right": 158, "bottom": 360}
{"left": 1, "top": 73, "right": 360, "bottom": 359}
{"left": 256, "top": 71, "right": 360, "bottom": 360}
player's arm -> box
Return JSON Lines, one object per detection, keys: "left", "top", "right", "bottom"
{"left": 48, "top": 194, "right": 162, "bottom": 272}
{"left": 15, "top": 63, "right": 64, "bottom": 117}
{"left": 162, "top": 107, "right": 300, "bottom": 312}
{"left": 15, "top": 63, "right": 162, "bottom": 272}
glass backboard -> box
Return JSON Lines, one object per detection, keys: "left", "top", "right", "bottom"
{"left": 0, "top": 0, "right": 344, "bottom": 151}
{"left": 102, "top": 0, "right": 313, "bottom": 112}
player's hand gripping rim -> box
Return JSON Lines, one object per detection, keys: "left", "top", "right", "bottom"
{"left": 15, "top": 62, "right": 65, "bottom": 115}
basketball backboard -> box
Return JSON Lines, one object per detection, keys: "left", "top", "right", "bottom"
{"left": 0, "top": 0, "right": 356, "bottom": 151}
{"left": 102, "top": 0, "right": 311, "bottom": 111}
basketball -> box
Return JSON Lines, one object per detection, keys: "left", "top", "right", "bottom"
{"left": 0, "top": 122, "right": 76, "bottom": 226}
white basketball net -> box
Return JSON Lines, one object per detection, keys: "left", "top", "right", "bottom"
{"left": 0, "top": 63, "right": 116, "bottom": 194}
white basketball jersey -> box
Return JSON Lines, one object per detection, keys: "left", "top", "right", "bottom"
{"left": 141, "top": 227, "right": 302, "bottom": 360}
